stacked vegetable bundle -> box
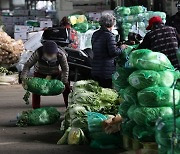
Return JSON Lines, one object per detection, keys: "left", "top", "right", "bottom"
{"left": 114, "top": 49, "right": 180, "bottom": 143}
{"left": 69, "top": 15, "right": 100, "bottom": 33}
{"left": 58, "top": 80, "right": 121, "bottom": 145}
{"left": 114, "top": 6, "right": 166, "bottom": 40}
{"left": 0, "top": 28, "right": 24, "bottom": 66}
{"left": 17, "top": 107, "right": 61, "bottom": 127}
{"left": 155, "top": 116, "right": 180, "bottom": 154}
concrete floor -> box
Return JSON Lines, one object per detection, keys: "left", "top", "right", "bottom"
{"left": 0, "top": 85, "right": 123, "bottom": 154}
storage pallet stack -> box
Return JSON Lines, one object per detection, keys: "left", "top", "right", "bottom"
{"left": 113, "top": 48, "right": 180, "bottom": 153}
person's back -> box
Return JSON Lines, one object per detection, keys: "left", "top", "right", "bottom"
{"left": 92, "top": 27, "right": 119, "bottom": 79}
{"left": 147, "top": 24, "right": 179, "bottom": 68}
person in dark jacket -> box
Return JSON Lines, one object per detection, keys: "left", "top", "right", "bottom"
{"left": 91, "top": 13, "right": 126, "bottom": 88}
{"left": 138, "top": 16, "right": 180, "bottom": 69}
{"left": 21, "top": 41, "right": 70, "bottom": 109}
{"left": 166, "top": 1, "right": 180, "bottom": 35}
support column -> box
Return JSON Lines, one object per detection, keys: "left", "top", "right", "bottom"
{"left": 56, "top": 0, "right": 80, "bottom": 21}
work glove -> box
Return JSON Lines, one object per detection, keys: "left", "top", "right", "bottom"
{"left": 103, "top": 115, "right": 123, "bottom": 134}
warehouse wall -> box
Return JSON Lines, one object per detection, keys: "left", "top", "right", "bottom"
{"left": 0, "top": 0, "right": 10, "bottom": 10}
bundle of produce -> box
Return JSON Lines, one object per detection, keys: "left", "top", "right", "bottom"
{"left": 112, "top": 44, "right": 138, "bottom": 91}
{"left": 115, "top": 49, "right": 179, "bottom": 142}
{"left": 57, "top": 127, "right": 88, "bottom": 145}
{"left": 23, "top": 77, "right": 65, "bottom": 104}
{"left": 155, "top": 116, "right": 180, "bottom": 154}
{"left": 87, "top": 112, "right": 121, "bottom": 149}
{"left": 114, "top": 6, "right": 166, "bottom": 41}
{"left": 17, "top": 107, "right": 60, "bottom": 127}
{"left": 69, "top": 15, "right": 87, "bottom": 25}
{"left": 23, "top": 77, "right": 65, "bottom": 96}
{"left": 115, "top": 44, "right": 139, "bottom": 67}
{"left": 58, "top": 80, "right": 121, "bottom": 145}
{"left": 129, "top": 49, "right": 174, "bottom": 71}
{"left": 129, "top": 70, "right": 179, "bottom": 90}
{"left": 0, "top": 28, "right": 24, "bottom": 65}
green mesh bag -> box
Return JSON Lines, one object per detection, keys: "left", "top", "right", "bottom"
{"left": 129, "top": 49, "right": 174, "bottom": 71}
{"left": 133, "top": 125, "right": 155, "bottom": 142}
{"left": 17, "top": 107, "right": 60, "bottom": 127}
{"left": 158, "top": 145, "right": 180, "bottom": 154}
{"left": 158, "top": 70, "right": 180, "bottom": 87}
{"left": 137, "top": 87, "right": 180, "bottom": 107}
{"left": 155, "top": 117, "right": 180, "bottom": 148}
{"left": 73, "top": 22, "right": 89, "bottom": 33}
{"left": 133, "top": 107, "right": 173, "bottom": 126}
{"left": 120, "top": 86, "right": 138, "bottom": 104}
{"left": 121, "top": 119, "right": 136, "bottom": 137}
{"left": 118, "top": 101, "right": 132, "bottom": 118}
{"left": 130, "top": 6, "right": 146, "bottom": 15}
{"left": 115, "top": 6, "right": 131, "bottom": 16}
{"left": 127, "top": 105, "right": 138, "bottom": 120}
{"left": 112, "top": 67, "right": 135, "bottom": 91}
{"left": 128, "top": 70, "right": 160, "bottom": 90}
{"left": 24, "top": 77, "right": 65, "bottom": 96}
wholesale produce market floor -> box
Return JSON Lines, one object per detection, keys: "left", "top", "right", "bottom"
{"left": 0, "top": 85, "right": 124, "bottom": 154}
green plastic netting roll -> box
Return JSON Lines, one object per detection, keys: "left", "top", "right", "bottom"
{"left": 138, "top": 87, "right": 180, "bottom": 107}
{"left": 24, "top": 77, "right": 65, "bottom": 96}
{"left": 129, "top": 49, "right": 174, "bottom": 71}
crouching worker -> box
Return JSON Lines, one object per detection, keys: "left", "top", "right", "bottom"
{"left": 21, "top": 41, "right": 70, "bottom": 109}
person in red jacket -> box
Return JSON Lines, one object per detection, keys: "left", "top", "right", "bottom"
{"left": 60, "top": 17, "right": 79, "bottom": 49}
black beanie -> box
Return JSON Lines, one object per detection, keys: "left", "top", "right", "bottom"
{"left": 43, "top": 41, "right": 58, "bottom": 54}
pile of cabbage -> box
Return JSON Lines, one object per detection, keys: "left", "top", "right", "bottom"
{"left": 69, "top": 15, "right": 100, "bottom": 33}
{"left": 114, "top": 6, "right": 166, "bottom": 40}
{"left": 113, "top": 49, "right": 180, "bottom": 145}
{"left": 58, "top": 80, "right": 121, "bottom": 145}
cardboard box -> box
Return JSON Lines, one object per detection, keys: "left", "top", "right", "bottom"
{"left": 40, "top": 21, "right": 52, "bottom": 28}
{"left": 13, "top": 17, "right": 25, "bottom": 23}
{"left": 88, "top": 12, "right": 102, "bottom": 21}
{"left": 24, "top": 31, "right": 44, "bottom": 51}
{"left": 14, "top": 32, "right": 28, "bottom": 40}
{"left": 1, "top": 16, "right": 13, "bottom": 24}
{"left": 33, "top": 27, "right": 44, "bottom": 31}
{"left": 14, "top": 10, "right": 29, "bottom": 16}
{"left": 14, "top": 25, "right": 34, "bottom": 33}
{"left": 30, "top": 10, "right": 46, "bottom": 16}
{"left": 28, "top": 32, "right": 39, "bottom": 39}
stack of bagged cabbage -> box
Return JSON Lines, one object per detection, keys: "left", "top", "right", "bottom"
{"left": 113, "top": 49, "right": 180, "bottom": 148}
{"left": 57, "top": 80, "right": 121, "bottom": 145}
{"left": 114, "top": 6, "right": 166, "bottom": 40}
{"left": 69, "top": 15, "right": 100, "bottom": 33}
